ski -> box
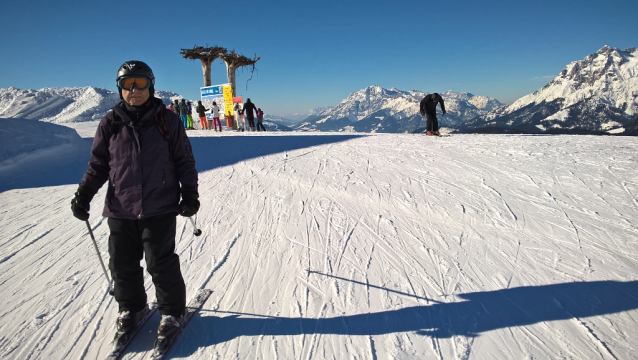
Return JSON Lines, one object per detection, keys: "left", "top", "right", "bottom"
{"left": 106, "top": 302, "right": 158, "bottom": 360}
{"left": 150, "top": 289, "right": 212, "bottom": 360}
{"left": 423, "top": 132, "right": 451, "bottom": 137}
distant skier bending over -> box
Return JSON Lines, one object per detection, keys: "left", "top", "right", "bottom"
{"left": 70, "top": 60, "right": 200, "bottom": 345}
{"left": 420, "top": 92, "right": 446, "bottom": 136}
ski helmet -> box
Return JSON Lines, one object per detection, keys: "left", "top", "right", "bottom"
{"left": 116, "top": 60, "right": 155, "bottom": 100}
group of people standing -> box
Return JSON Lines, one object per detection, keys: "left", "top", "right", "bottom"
{"left": 168, "top": 97, "right": 265, "bottom": 132}
{"left": 233, "top": 98, "right": 266, "bottom": 132}
{"left": 192, "top": 100, "right": 223, "bottom": 131}
{"left": 169, "top": 99, "right": 197, "bottom": 130}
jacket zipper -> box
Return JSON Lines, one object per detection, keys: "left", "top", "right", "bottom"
{"left": 133, "top": 124, "right": 144, "bottom": 219}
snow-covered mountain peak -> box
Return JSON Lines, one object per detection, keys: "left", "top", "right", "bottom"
{"left": 506, "top": 46, "right": 638, "bottom": 115}
{"left": 470, "top": 45, "right": 638, "bottom": 134}
{"left": 559, "top": 46, "right": 635, "bottom": 86}
{"left": 314, "top": 85, "right": 425, "bottom": 122}
{"left": 313, "top": 86, "right": 502, "bottom": 122}
{"left": 296, "top": 86, "right": 504, "bottom": 132}
{"left": 0, "top": 86, "right": 184, "bottom": 123}
{"left": 337, "top": 85, "right": 405, "bottom": 105}
{"left": 0, "top": 86, "right": 117, "bottom": 123}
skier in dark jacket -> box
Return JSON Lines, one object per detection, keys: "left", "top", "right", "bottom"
{"left": 70, "top": 60, "right": 199, "bottom": 343}
{"left": 178, "top": 99, "right": 189, "bottom": 129}
{"left": 195, "top": 101, "right": 209, "bottom": 130}
{"left": 172, "top": 99, "right": 179, "bottom": 114}
{"left": 243, "top": 98, "right": 258, "bottom": 131}
{"left": 419, "top": 93, "right": 446, "bottom": 135}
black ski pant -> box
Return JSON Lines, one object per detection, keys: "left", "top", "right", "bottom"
{"left": 108, "top": 213, "right": 186, "bottom": 317}
{"left": 257, "top": 122, "right": 266, "bottom": 131}
{"left": 426, "top": 111, "right": 438, "bottom": 132}
{"left": 246, "top": 116, "right": 255, "bottom": 130}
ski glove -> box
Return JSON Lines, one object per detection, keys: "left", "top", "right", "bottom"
{"left": 178, "top": 190, "right": 200, "bottom": 217}
{"left": 71, "top": 186, "right": 93, "bottom": 221}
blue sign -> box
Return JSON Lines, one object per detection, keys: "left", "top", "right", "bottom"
{"left": 201, "top": 83, "right": 230, "bottom": 100}
{"left": 201, "top": 85, "right": 223, "bottom": 97}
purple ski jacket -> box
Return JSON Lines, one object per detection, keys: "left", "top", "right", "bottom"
{"left": 80, "top": 98, "right": 198, "bottom": 220}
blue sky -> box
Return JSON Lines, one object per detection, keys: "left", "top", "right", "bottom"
{"left": 0, "top": 0, "right": 636, "bottom": 117}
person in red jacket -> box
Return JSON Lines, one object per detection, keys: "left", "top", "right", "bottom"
{"left": 71, "top": 60, "right": 199, "bottom": 344}
{"left": 256, "top": 108, "right": 266, "bottom": 131}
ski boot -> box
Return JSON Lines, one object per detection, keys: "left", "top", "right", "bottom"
{"left": 426, "top": 131, "right": 433, "bottom": 136}
{"left": 152, "top": 314, "right": 183, "bottom": 357}
{"left": 112, "top": 306, "right": 148, "bottom": 346}
{"left": 158, "top": 314, "right": 181, "bottom": 337}
{"left": 434, "top": 131, "right": 440, "bottom": 136}
{"left": 116, "top": 307, "right": 147, "bottom": 335}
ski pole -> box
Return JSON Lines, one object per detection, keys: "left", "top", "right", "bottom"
{"left": 189, "top": 216, "right": 202, "bottom": 236}
{"left": 85, "top": 220, "right": 114, "bottom": 296}
{"left": 414, "top": 115, "right": 423, "bottom": 133}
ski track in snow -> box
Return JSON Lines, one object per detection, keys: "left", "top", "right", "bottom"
{"left": 1, "top": 133, "right": 638, "bottom": 359}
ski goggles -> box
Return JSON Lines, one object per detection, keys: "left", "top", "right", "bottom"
{"left": 117, "top": 76, "right": 152, "bottom": 90}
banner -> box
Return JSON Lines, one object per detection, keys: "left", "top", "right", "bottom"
{"left": 223, "top": 85, "right": 234, "bottom": 117}
{"left": 201, "top": 83, "right": 230, "bottom": 120}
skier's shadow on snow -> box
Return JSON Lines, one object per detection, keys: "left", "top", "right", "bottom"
{"left": 189, "top": 134, "right": 365, "bottom": 174}
{"left": 0, "top": 133, "right": 364, "bottom": 192}
{"left": 178, "top": 280, "right": 638, "bottom": 355}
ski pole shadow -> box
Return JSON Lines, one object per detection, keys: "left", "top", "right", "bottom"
{"left": 306, "top": 270, "right": 443, "bottom": 303}
{"left": 172, "top": 280, "right": 638, "bottom": 357}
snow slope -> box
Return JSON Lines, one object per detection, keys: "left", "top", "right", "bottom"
{"left": 0, "top": 120, "right": 637, "bottom": 359}
{"left": 0, "top": 119, "right": 91, "bottom": 192}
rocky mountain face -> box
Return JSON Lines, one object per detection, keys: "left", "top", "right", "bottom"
{"left": 461, "top": 46, "right": 638, "bottom": 134}
{"left": 295, "top": 86, "right": 503, "bottom": 132}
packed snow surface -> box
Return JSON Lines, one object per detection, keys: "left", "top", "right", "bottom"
{"left": 1, "top": 121, "right": 637, "bottom": 359}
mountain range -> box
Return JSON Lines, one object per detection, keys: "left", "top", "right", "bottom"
{"left": 0, "top": 86, "right": 297, "bottom": 130}
{"left": 295, "top": 87, "right": 502, "bottom": 133}
{"left": 459, "top": 46, "right": 638, "bottom": 134}
{"left": 1, "top": 46, "right": 636, "bottom": 135}
{"left": 0, "top": 86, "right": 182, "bottom": 123}
{"left": 295, "top": 46, "right": 637, "bottom": 135}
